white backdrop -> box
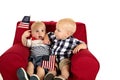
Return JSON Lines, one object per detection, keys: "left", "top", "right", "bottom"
{"left": 0, "top": 0, "right": 120, "bottom": 80}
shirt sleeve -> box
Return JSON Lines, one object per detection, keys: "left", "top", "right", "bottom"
{"left": 48, "top": 32, "right": 56, "bottom": 42}
{"left": 26, "top": 39, "right": 32, "bottom": 47}
{"left": 74, "top": 38, "right": 83, "bottom": 45}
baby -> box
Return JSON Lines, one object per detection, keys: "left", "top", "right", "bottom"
{"left": 17, "top": 21, "right": 51, "bottom": 80}
{"left": 44, "top": 18, "right": 87, "bottom": 80}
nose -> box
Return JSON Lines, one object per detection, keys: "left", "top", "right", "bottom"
{"left": 37, "top": 32, "right": 40, "bottom": 35}
{"left": 37, "top": 32, "right": 42, "bottom": 36}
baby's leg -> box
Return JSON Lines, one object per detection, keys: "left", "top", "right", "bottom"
{"left": 59, "top": 59, "right": 70, "bottom": 79}
{"left": 36, "top": 66, "right": 45, "bottom": 80}
{"left": 27, "top": 61, "right": 34, "bottom": 76}
{"left": 60, "top": 64, "right": 70, "bottom": 79}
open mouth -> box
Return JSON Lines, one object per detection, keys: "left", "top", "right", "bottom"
{"left": 39, "top": 36, "right": 43, "bottom": 40}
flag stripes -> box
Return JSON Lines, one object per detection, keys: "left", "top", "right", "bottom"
{"left": 18, "top": 22, "right": 29, "bottom": 29}
{"left": 42, "top": 55, "right": 56, "bottom": 70}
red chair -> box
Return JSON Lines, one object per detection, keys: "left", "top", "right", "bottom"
{"left": 0, "top": 21, "right": 100, "bottom": 80}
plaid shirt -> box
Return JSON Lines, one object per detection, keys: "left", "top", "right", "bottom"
{"left": 48, "top": 32, "right": 82, "bottom": 62}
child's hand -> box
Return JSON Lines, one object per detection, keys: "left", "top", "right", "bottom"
{"left": 43, "top": 39, "right": 50, "bottom": 44}
{"left": 21, "top": 30, "right": 31, "bottom": 47}
{"left": 22, "top": 30, "right": 31, "bottom": 38}
{"left": 73, "top": 45, "right": 81, "bottom": 53}
{"left": 73, "top": 43, "right": 87, "bottom": 54}
{"left": 43, "top": 34, "right": 51, "bottom": 44}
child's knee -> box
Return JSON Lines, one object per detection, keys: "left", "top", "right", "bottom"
{"left": 59, "top": 58, "right": 70, "bottom": 70}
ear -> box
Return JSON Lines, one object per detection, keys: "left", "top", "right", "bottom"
{"left": 67, "top": 31, "right": 72, "bottom": 36}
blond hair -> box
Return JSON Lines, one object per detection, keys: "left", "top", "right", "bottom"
{"left": 56, "top": 18, "right": 76, "bottom": 35}
{"left": 31, "top": 21, "right": 46, "bottom": 30}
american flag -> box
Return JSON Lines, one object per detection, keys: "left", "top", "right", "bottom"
{"left": 42, "top": 55, "right": 56, "bottom": 71}
{"left": 18, "top": 16, "right": 30, "bottom": 29}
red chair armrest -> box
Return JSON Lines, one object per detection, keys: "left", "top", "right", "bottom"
{"left": 0, "top": 43, "right": 30, "bottom": 80}
{"left": 70, "top": 49, "right": 100, "bottom": 80}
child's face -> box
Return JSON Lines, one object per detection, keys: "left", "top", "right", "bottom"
{"left": 31, "top": 26, "right": 46, "bottom": 40}
{"left": 54, "top": 24, "right": 70, "bottom": 40}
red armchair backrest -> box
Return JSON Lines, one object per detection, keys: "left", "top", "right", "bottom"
{"left": 13, "top": 21, "right": 87, "bottom": 45}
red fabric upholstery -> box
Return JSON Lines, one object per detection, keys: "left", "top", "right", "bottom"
{"left": 0, "top": 21, "right": 100, "bottom": 80}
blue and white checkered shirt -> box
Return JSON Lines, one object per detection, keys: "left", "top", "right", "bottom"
{"left": 48, "top": 32, "right": 82, "bottom": 62}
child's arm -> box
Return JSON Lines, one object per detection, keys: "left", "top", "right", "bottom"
{"left": 73, "top": 41, "right": 87, "bottom": 54}
{"left": 21, "top": 30, "right": 31, "bottom": 46}
{"left": 43, "top": 34, "right": 51, "bottom": 45}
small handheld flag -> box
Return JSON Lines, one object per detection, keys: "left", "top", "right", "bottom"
{"left": 18, "top": 16, "right": 30, "bottom": 29}
{"left": 42, "top": 55, "right": 56, "bottom": 70}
